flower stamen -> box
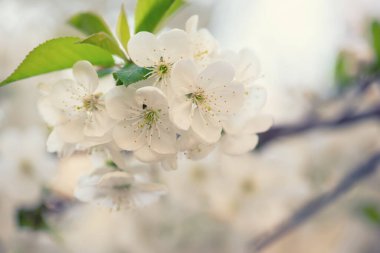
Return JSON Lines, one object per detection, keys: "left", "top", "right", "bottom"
{"left": 140, "top": 108, "right": 160, "bottom": 129}
{"left": 82, "top": 93, "right": 103, "bottom": 112}
{"left": 186, "top": 89, "right": 212, "bottom": 111}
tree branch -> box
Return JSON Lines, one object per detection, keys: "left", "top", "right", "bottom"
{"left": 256, "top": 76, "right": 380, "bottom": 149}
{"left": 256, "top": 105, "right": 380, "bottom": 149}
{"left": 248, "top": 152, "right": 380, "bottom": 252}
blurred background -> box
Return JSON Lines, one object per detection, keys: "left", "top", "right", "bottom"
{"left": 0, "top": 0, "right": 379, "bottom": 252}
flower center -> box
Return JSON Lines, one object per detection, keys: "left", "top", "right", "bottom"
{"left": 82, "top": 93, "right": 102, "bottom": 112}
{"left": 193, "top": 92, "right": 206, "bottom": 104}
{"left": 147, "top": 57, "right": 172, "bottom": 84}
{"left": 141, "top": 107, "right": 160, "bottom": 129}
{"left": 187, "top": 89, "right": 212, "bottom": 111}
{"left": 158, "top": 64, "right": 169, "bottom": 74}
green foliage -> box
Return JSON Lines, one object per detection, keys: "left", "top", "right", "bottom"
{"left": 106, "top": 160, "right": 118, "bottom": 168}
{"left": 371, "top": 20, "right": 380, "bottom": 68}
{"left": 0, "top": 37, "right": 114, "bottom": 86}
{"left": 362, "top": 204, "right": 380, "bottom": 226}
{"left": 97, "top": 67, "right": 116, "bottom": 78}
{"left": 134, "top": 0, "right": 186, "bottom": 33}
{"left": 116, "top": 4, "right": 131, "bottom": 52}
{"left": 68, "top": 12, "right": 113, "bottom": 36}
{"left": 1, "top": 3, "right": 187, "bottom": 86}
{"left": 113, "top": 63, "right": 150, "bottom": 86}
{"left": 334, "top": 19, "right": 380, "bottom": 89}
{"left": 334, "top": 52, "right": 353, "bottom": 88}
{"left": 17, "top": 204, "right": 49, "bottom": 231}
{"left": 80, "top": 32, "right": 127, "bottom": 60}
{"left": 161, "top": 0, "right": 186, "bottom": 26}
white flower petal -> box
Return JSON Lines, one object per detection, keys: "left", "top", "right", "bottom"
{"left": 246, "top": 85, "right": 267, "bottom": 111}
{"left": 56, "top": 118, "right": 85, "bottom": 143}
{"left": 243, "top": 114, "right": 273, "bottom": 134}
{"left": 149, "top": 123, "right": 177, "bottom": 154}
{"left": 185, "top": 142, "right": 216, "bottom": 160}
{"left": 135, "top": 86, "right": 168, "bottom": 111}
{"left": 169, "top": 99, "right": 193, "bottom": 130}
{"left": 46, "top": 129, "right": 64, "bottom": 153}
{"left": 73, "top": 61, "right": 99, "bottom": 93}
{"left": 98, "top": 170, "right": 134, "bottom": 187}
{"left": 190, "top": 29, "right": 217, "bottom": 63}
{"left": 38, "top": 97, "right": 65, "bottom": 126}
{"left": 95, "top": 75, "right": 115, "bottom": 94}
{"left": 237, "top": 49, "right": 261, "bottom": 83}
{"left": 50, "top": 79, "right": 85, "bottom": 112}
{"left": 158, "top": 29, "right": 191, "bottom": 63}
{"left": 210, "top": 82, "right": 245, "bottom": 116}
{"left": 161, "top": 155, "right": 178, "bottom": 170}
{"left": 219, "top": 49, "right": 260, "bottom": 84}
{"left": 221, "top": 134, "right": 259, "bottom": 155}
{"left": 177, "top": 129, "right": 202, "bottom": 151}
{"left": 128, "top": 32, "right": 161, "bottom": 67}
{"left": 171, "top": 59, "right": 198, "bottom": 96}
{"left": 84, "top": 109, "right": 114, "bottom": 137}
{"left": 134, "top": 146, "right": 163, "bottom": 162}
{"left": 191, "top": 109, "right": 222, "bottom": 143}
{"left": 198, "top": 61, "right": 235, "bottom": 90}
{"left": 113, "top": 122, "right": 145, "bottom": 151}
{"left": 76, "top": 133, "right": 113, "bottom": 150}
{"left": 74, "top": 167, "right": 167, "bottom": 210}
{"left": 185, "top": 15, "right": 199, "bottom": 33}
{"left": 46, "top": 130, "right": 76, "bottom": 156}
{"left": 106, "top": 86, "right": 140, "bottom": 120}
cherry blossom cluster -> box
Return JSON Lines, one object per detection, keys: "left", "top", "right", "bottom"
{"left": 38, "top": 16, "right": 271, "bottom": 209}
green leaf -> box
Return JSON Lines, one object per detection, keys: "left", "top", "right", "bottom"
{"left": 113, "top": 63, "right": 150, "bottom": 86}
{"left": 97, "top": 67, "right": 116, "bottom": 78}
{"left": 17, "top": 204, "right": 49, "bottom": 231}
{"left": 68, "top": 12, "right": 113, "bottom": 36}
{"left": 362, "top": 205, "right": 380, "bottom": 225}
{"left": 116, "top": 4, "right": 130, "bottom": 52}
{"left": 371, "top": 21, "right": 380, "bottom": 65}
{"left": 80, "top": 32, "right": 126, "bottom": 60}
{"left": 1, "top": 37, "right": 114, "bottom": 86}
{"left": 334, "top": 52, "right": 353, "bottom": 88}
{"left": 134, "top": 0, "right": 186, "bottom": 33}
{"left": 160, "top": 0, "right": 186, "bottom": 27}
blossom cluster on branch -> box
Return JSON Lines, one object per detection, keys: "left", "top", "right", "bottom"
{"left": 38, "top": 16, "right": 271, "bottom": 209}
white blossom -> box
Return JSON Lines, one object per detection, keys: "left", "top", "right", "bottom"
{"left": 45, "top": 128, "right": 113, "bottom": 157}
{"left": 185, "top": 15, "right": 218, "bottom": 64}
{"left": 75, "top": 167, "right": 167, "bottom": 210}
{"left": 178, "top": 130, "right": 216, "bottom": 160}
{"left": 170, "top": 59, "right": 245, "bottom": 143}
{"left": 218, "top": 48, "right": 261, "bottom": 85}
{"left": 106, "top": 85, "right": 177, "bottom": 162}
{"left": 128, "top": 29, "right": 191, "bottom": 93}
{"left": 31, "top": 14, "right": 272, "bottom": 212}
{"left": 42, "top": 61, "right": 114, "bottom": 144}
{"left": 221, "top": 114, "right": 273, "bottom": 155}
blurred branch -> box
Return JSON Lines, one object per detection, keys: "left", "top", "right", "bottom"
{"left": 257, "top": 104, "right": 380, "bottom": 149}
{"left": 256, "top": 75, "right": 380, "bottom": 150}
{"left": 248, "top": 152, "right": 380, "bottom": 252}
